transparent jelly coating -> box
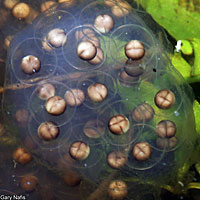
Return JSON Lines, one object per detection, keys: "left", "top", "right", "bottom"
{"left": 2, "top": 0, "right": 197, "bottom": 199}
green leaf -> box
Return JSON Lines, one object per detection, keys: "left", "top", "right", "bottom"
{"left": 181, "top": 40, "right": 193, "bottom": 55}
{"left": 190, "top": 38, "right": 200, "bottom": 76}
{"left": 177, "top": 162, "right": 190, "bottom": 181}
{"left": 171, "top": 39, "right": 200, "bottom": 84}
{"left": 188, "top": 182, "right": 200, "bottom": 190}
{"left": 136, "top": 0, "right": 200, "bottom": 40}
{"left": 171, "top": 52, "right": 191, "bottom": 80}
{"left": 195, "top": 163, "right": 200, "bottom": 176}
{"left": 135, "top": 1, "right": 200, "bottom": 83}
{"left": 193, "top": 100, "right": 200, "bottom": 135}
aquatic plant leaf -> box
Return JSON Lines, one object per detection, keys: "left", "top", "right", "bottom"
{"left": 195, "top": 163, "right": 200, "bottom": 176}
{"left": 177, "top": 162, "right": 190, "bottom": 181}
{"left": 188, "top": 182, "right": 200, "bottom": 190}
{"left": 172, "top": 39, "right": 200, "bottom": 83}
{"left": 135, "top": 0, "right": 200, "bottom": 40}
{"left": 193, "top": 100, "right": 200, "bottom": 135}
{"left": 171, "top": 53, "right": 191, "bottom": 80}
{"left": 180, "top": 40, "right": 193, "bottom": 55}
{"left": 190, "top": 38, "right": 200, "bottom": 77}
{"left": 135, "top": 1, "right": 200, "bottom": 83}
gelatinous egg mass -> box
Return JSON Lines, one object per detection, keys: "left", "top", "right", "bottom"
{"left": 2, "top": 0, "right": 197, "bottom": 199}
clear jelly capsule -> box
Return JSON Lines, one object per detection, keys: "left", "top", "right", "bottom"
{"left": 62, "top": 25, "right": 107, "bottom": 71}
{"left": 10, "top": 38, "right": 57, "bottom": 84}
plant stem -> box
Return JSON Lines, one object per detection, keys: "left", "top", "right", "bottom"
{"left": 0, "top": 71, "right": 87, "bottom": 94}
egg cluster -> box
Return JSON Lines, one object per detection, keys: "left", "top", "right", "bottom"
{"left": 2, "top": 0, "right": 196, "bottom": 199}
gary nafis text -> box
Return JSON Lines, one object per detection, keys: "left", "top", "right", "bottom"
{"left": 0, "top": 195, "right": 26, "bottom": 200}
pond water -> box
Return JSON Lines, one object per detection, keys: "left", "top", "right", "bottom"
{"left": 0, "top": 0, "right": 199, "bottom": 200}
